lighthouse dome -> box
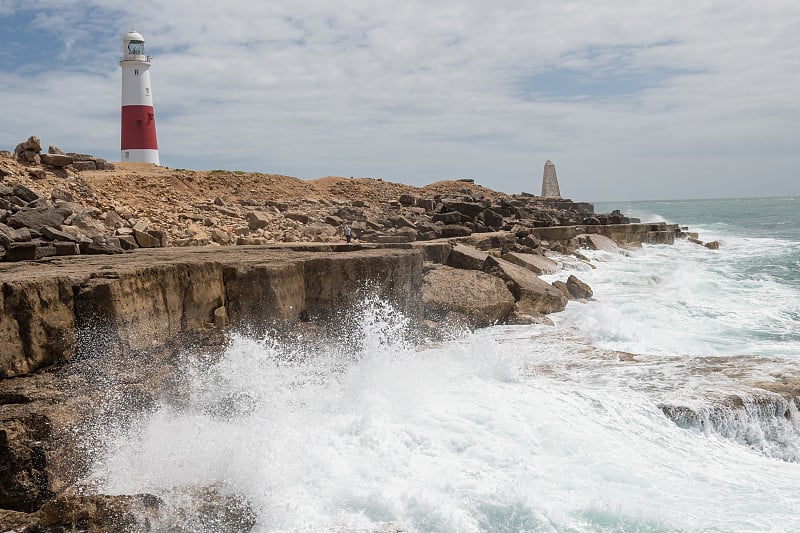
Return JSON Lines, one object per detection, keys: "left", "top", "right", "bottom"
{"left": 122, "top": 29, "right": 148, "bottom": 59}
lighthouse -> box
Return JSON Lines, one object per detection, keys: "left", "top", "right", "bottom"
{"left": 119, "top": 29, "right": 159, "bottom": 164}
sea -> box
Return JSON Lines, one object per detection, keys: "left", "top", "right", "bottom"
{"left": 90, "top": 196, "right": 800, "bottom": 532}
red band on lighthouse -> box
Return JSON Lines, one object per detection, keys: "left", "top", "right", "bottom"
{"left": 121, "top": 105, "right": 159, "bottom": 150}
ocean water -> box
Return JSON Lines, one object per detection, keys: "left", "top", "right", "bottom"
{"left": 90, "top": 197, "right": 800, "bottom": 532}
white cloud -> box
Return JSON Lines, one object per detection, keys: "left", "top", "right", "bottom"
{"left": 1, "top": 0, "right": 799, "bottom": 200}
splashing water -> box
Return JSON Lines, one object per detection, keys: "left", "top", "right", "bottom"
{"left": 88, "top": 292, "right": 800, "bottom": 532}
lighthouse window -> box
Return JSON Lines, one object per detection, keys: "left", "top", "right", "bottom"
{"left": 145, "top": 87, "right": 150, "bottom": 96}
{"left": 128, "top": 41, "right": 145, "bottom": 55}
{"left": 134, "top": 69, "right": 139, "bottom": 75}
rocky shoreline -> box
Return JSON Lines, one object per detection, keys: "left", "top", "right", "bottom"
{"left": 1, "top": 136, "right": 723, "bottom": 531}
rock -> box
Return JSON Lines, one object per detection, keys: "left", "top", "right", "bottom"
{"left": 457, "top": 231, "right": 517, "bottom": 251}
{"left": 47, "top": 145, "right": 64, "bottom": 154}
{"left": 40, "top": 225, "right": 78, "bottom": 242}
{"left": 8, "top": 208, "right": 71, "bottom": 232}
{"left": 214, "top": 306, "right": 229, "bottom": 328}
{"left": 438, "top": 224, "right": 472, "bottom": 238}
{"left": 484, "top": 255, "right": 567, "bottom": 314}
{"left": 398, "top": 194, "right": 416, "bottom": 206}
{"left": 116, "top": 234, "right": 139, "bottom": 250}
{"left": 211, "top": 228, "right": 231, "bottom": 245}
{"left": 133, "top": 227, "right": 160, "bottom": 248}
{"left": 14, "top": 136, "right": 41, "bottom": 158}
{"left": 40, "top": 153, "right": 73, "bottom": 167}
{"left": 27, "top": 168, "right": 46, "bottom": 179}
{"left": 72, "top": 160, "right": 96, "bottom": 171}
{"left": 324, "top": 215, "right": 344, "bottom": 227}
{"left": 581, "top": 233, "right": 619, "bottom": 253}
{"left": 84, "top": 237, "right": 124, "bottom": 255}
{"left": 395, "top": 227, "right": 417, "bottom": 242}
{"left": 246, "top": 211, "right": 271, "bottom": 230}
{"left": 103, "top": 209, "right": 127, "bottom": 229}
{"left": 481, "top": 208, "right": 504, "bottom": 229}
{"left": 50, "top": 188, "right": 74, "bottom": 203}
{"left": 422, "top": 265, "right": 515, "bottom": 327}
{"left": 389, "top": 215, "right": 415, "bottom": 229}
{"left": 505, "top": 307, "right": 555, "bottom": 326}
{"left": 446, "top": 244, "right": 489, "bottom": 271}
{"left": 432, "top": 211, "right": 462, "bottom": 224}
{"left": 12, "top": 184, "right": 40, "bottom": 203}
{"left": 565, "top": 274, "right": 593, "bottom": 299}
{"left": 704, "top": 240, "right": 720, "bottom": 250}
{"left": 4, "top": 242, "right": 52, "bottom": 261}
{"left": 284, "top": 211, "right": 310, "bottom": 223}
{"left": 53, "top": 241, "right": 80, "bottom": 256}
{"left": 441, "top": 200, "right": 484, "bottom": 219}
{"left": 501, "top": 252, "right": 558, "bottom": 274}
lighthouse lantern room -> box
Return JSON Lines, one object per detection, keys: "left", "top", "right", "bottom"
{"left": 119, "top": 29, "right": 159, "bottom": 165}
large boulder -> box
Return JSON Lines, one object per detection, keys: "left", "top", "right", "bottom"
{"left": 40, "top": 153, "right": 73, "bottom": 167}
{"left": 501, "top": 252, "right": 557, "bottom": 274}
{"left": 457, "top": 231, "right": 517, "bottom": 251}
{"left": 422, "top": 265, "right": 515, "bottom": 327}
{"left": 484, "top": 256, "right": 567, "bottom": 314}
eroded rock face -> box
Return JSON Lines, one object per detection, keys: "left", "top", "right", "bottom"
{"left": 422, "top": 265, "right": 515, "bottom": 327}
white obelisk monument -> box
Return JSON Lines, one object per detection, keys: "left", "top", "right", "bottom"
{"left": 119, "top": 29, "right": 159, "bottom": 164}
{"left": 541, "top": 159, "right": 561, "bottom": 197}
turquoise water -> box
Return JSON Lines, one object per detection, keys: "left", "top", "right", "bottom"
{"left": 91, "top": 197, "right": 800, "bottom": 532}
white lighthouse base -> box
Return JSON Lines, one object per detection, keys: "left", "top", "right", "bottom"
{"left": 121, "top": 148, "right": 160, "bottom": 165}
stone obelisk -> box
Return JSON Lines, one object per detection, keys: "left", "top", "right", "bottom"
{"left": 541, "top": 159, "right": 561, "bottom": 197}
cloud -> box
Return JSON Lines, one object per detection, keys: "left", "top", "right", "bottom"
{"left": 1, "top": 0, "right": 799, "bottom": 200}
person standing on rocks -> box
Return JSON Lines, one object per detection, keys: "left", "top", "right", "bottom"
{"left": 344, "top": 223, "right": 352, "bottom": 243}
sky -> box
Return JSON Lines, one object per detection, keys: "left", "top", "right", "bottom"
{"left": 0, "top": 1, "right": 798, "bottom": 201}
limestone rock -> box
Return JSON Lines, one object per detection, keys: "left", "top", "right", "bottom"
{"left": 446, "top": 244, "right": 489, "bottom": 271}
{"left": 246, "top": 211, "right": 270, "bottom": 230}
{"left": 565, "top": 274, "right": 593, "bottom": 299}
{"left": 8, "top": 208, "right": 71, "bottom": 232}
{"left": 485, "top": 255, "right": 567, "bottom": 314}
{"left": 422, "top": 265, "right": 515, "bottom": 327}
{"left": 501, "top": 251, "right": 557, "bottom": 274}
{"left": 40, "top": 153, "right": 73, "bottom": 167}
{"left": 581, "top": 233, "right": 619, "bottom": 253}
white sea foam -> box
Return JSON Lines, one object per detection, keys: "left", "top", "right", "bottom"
{"left": 92, "top": 289, "right": 800, "bottom": 532}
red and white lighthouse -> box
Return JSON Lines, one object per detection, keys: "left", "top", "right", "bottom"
{"left": 119, "top": 29, "right": 159, "bottom": 164}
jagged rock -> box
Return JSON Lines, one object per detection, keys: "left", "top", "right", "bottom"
{"left": 481, "top": 208, "right": 504, "bottom": 229}
{"left": 565, "top": 274, "right": 593, "bottom": 299}
{"left": 446, "top": 244, "right": 489, "bottom": 271}
{"left": 12, "top": 184, "right": 40, "bottom": 203}
{"left": 14, "top": 136, "right": 42, "bottom": 158}
{"left": 485, "top": 255, "right": 567, "bottom": 314}
{"left": 8, "top": 208, "right": 71, "bottom": 232}
{"left": 705, "top": 241, "right": 720, "bottom": 250}
{"left": 47, "top": 145, "right": 64, "bottom": 155}
{"left": 0, "top": 223, "right": 31, "bottom": 245}
{"left": 376, "top": 235, "right": 410, "bottom": 243}
{"left": 501, "top": 252, "right": 557, "bottom": 274}
{"left": 28, "top": 168, "right": 46, "bottom": 179}
{"left": 422, "top": 265, "right": 515, "bottom": 327}
{"left": 416, "top": 198, "right": 435, "bottom": 211}
{"left": 324, "top": 214, "right": 344, "bottom": 226}
{"left": 246, "top": 211, "right": 271, "bottom": 230}
{"left": 40, "top": 153, "right": 73, "bottom": 167}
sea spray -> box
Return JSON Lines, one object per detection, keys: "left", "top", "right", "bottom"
{"left": 87, "top": 295, "right": 800, "bottom": 531}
